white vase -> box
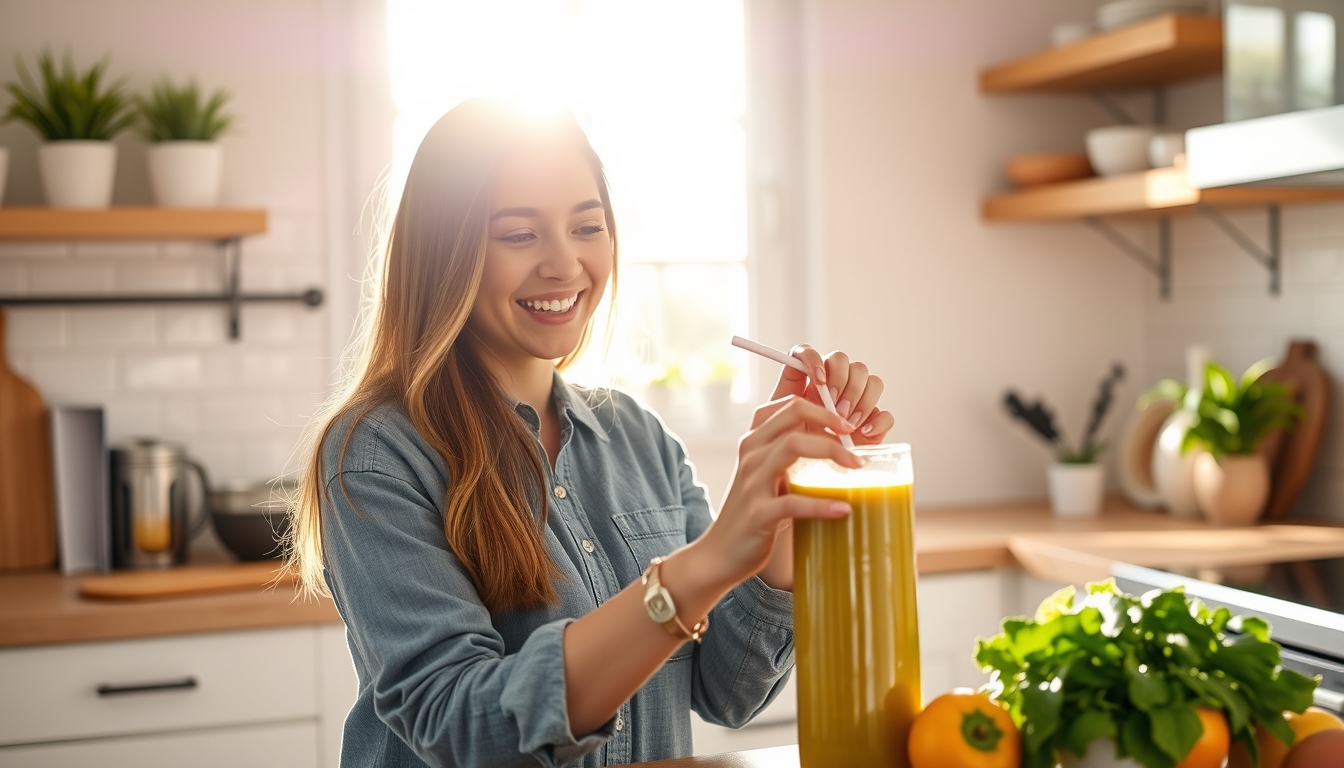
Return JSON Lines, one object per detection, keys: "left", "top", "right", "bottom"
{"left": 0, "top": 146, "right": 9, "bottom": 205}
{"left": 1194, "top": 453, "right": 1270, "bottom": 526}
{"left": 147, "top": 141, "right": 223, "bottom": 207}
{"left": 38, "top": 141, "right": 117, "bottom": 208}
{"left": 1048, "top": 463, "right": 1106, "bottom": 518}
{"left": 1152, "top": 411, "right": 1205, "bottom": 518}
{"left": 1061, "top": 738, "right": 1142, "bottom": 768}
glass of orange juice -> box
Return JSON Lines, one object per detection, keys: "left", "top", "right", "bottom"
{"left": 789, "top": 443, "right": 920, "bottom": 768}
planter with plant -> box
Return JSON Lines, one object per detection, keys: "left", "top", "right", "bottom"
{"left": 1005, "top": 363, "right": 1125, "bottom": 517}
{"left": 3, "top": 51, "right": 136, "bottom": 208}
{"left": 976, "top": 580, "right": 1318, "bottom": 768}
{"left": 1145, "top": 360, "right": 1301, "bottom": 526}
{"left": 136, "top": 78, "right": 233, "bottom": 207}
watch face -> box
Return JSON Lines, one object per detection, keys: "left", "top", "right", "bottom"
{"left": 646, "top": 590, "right": 676, "bottom": 622}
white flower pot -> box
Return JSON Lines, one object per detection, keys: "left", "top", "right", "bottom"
{"left": 1048, "top": 463, "right": 1106, "bottom": 518}
{"left": 0, "top": 146, "right": 9, "bottom": 205}
{"left": 147, "top": 141, "right": 223, "bottom": 207}
{"left": 1152, "top": 411, "right": 1205, "bottom": 518}
{"left": 1060, "top": 738, "right": 1142, "bottom": 768}
{"left": 38, "top": 141, "right": 117, "bottom": 208}
{"left": 1194, "top": 452, "right": 1270, "bottom": 526}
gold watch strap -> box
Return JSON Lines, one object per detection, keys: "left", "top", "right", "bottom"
{"left": 641, "top": 557, "right": 709, "bottom": 643}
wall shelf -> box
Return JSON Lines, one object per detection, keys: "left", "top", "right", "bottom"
{"left": 979, "top": 14, "right": 1223, "bottom": 94}
{"left": 0, "top": 207, "right": 322, "bottom": 339}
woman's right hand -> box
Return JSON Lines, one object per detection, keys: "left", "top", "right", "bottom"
{"left": 693, "top": 395, "right": 861, "bottom": 593}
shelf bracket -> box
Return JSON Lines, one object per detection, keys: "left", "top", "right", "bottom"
{"left": 1087, "top": 86, "right": 1166, "bottom": 126}
{"left": 1196, "top": 205, "right": 1281, "bottom": 296}
{"left": 220, "top": 236, "right": 243, "bottom": 339}
{"left": 1083, "top": 215, "right": 1172, "bottom": 299}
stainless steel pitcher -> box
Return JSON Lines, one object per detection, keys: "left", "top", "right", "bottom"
{"left": 109, "top": 439, "right": 209, "bottom": 569}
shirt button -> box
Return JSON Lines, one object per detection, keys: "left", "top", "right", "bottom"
{"left": 582, "top": 539, "right": 595, "bottom": 553}
{"left": 553, "top": 485, "right": 567, "bottom": 499}
{"left": 615, "top": 716, "right": 624, "bottom": 731}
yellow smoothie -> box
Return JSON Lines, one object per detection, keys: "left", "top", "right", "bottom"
{"left": 789, "top": 447, "right": 920, "bottom": 768}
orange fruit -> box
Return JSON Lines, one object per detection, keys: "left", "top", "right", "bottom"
{"left": 1259, "top": 708, "right": 1344, "bottom": 768}
{"left": 908, "top": 691, "right": 1020, "bottom": 768}
{"left": 1176, "top": 708, "right": 1231, "bottom": 768}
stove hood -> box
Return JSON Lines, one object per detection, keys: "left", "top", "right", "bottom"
{"left": 1186, "top": 104, "right": 1344, "bottom": 188}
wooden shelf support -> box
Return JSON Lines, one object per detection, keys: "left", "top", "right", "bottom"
{"left": 1084, "top": 215, "right": 1173, "bottom": 299}
{"left": 1196, "top": 205, "right": 1282, "bottom": 296}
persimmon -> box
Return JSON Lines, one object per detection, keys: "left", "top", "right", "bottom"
{"left": 908, "top": 691, "right": 1019, "bottom": 768}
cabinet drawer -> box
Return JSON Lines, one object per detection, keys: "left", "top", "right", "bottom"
{"left": 0, "top": 627, "right": 317, "bottom": 747}
{"left": 0, "top": 720, "right": 318, "bottom": 768}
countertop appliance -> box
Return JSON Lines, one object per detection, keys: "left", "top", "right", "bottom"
{"left": 1186, "top": 0, "right": 1344, "bottom": 187}
{"left": 1114, "top": 557, "right": 1344, "bottom": 715}
{"left": 110, "top": 439, "right": 209, "bottom": 569}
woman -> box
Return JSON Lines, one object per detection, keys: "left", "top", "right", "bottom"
{"left": 290, "top": 100, "right": 893, "bottom": 767}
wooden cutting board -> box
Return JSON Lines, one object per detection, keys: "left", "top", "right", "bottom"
{"left": 1259, "top": 341, "right": 1331, "bottom": 520}
{"left": 78, "top": 562, "right": 296, "bottom": 600}
{"left": 0, "top": 309, "right": 57, "bottom": 571}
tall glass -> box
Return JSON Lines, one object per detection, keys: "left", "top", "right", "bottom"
{"left": 788, "top": 443, "right": 920, "bottom": 768}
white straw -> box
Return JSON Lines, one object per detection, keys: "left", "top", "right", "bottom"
{"left": 731, "top": 336, "right": 856, "bottom": 449}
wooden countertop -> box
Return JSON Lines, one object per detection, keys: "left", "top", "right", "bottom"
{"left": 4, "top": 498, "right": 1342, "bottom": 649}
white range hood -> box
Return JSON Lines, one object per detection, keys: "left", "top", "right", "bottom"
{"left": 1186, "top": 104, "right": 1344, "bottom": 188}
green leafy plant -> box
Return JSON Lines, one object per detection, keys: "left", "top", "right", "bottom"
{"left": 135, "top": 78, "right": 233, "bottom": 142}
{"left": 976, "top": 580, "right": 1318, "bottom": 768}
{"left": 1144, "top": 359, "right": 1301, "bottom": 459}
{"left": 2, "top": 51, "right": 136, "bottom": 141}
{"left": 1005, "top": 363, "right": 1125, "bottom": 464}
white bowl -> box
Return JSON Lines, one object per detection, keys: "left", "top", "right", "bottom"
{"left": 1086, "top": 125, "right": 1159, "bottom": 176}
{"left": 1148, "top": 131, "right": 1186, "bottom": 168}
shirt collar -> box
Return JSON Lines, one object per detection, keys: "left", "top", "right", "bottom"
{"left": 508, "top": 372, "right": 611, "bottom": 443}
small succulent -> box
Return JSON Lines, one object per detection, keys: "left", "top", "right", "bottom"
{"left": 1005, "top": 363, "right": 1126, "bottom": 464}
{"left": 3, "top": 51, "right": 137, "bottom": 141}
{"left": 136, "top": 78, "right": 233, "bottom": 142}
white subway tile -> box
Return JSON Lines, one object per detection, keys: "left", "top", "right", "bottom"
{"left": 0, "top": 265, "right": 27, "bottom": 292}
{"left": 188, "top": 438, "right": 242, "bottom": 485}
{"left": 105, "top": 398, "right": 164, "bottom": 441}
{"left": 161, "top": 242, "right": 220, "bottom": 259}
{"left": 240, "top": 305, "right": 299, "bottom": 344}
{"left": 73, "top": 242, "right": 159, "bottom": 259}
{"left": 72, "top": 309, "right": 158, "bottom": 348}
{"left": 5, "top": 308, "right": 68, "bottom": 349}
{"left": 0, "top": 242, "right": 70, "bottom": 259}
{"left": 161, "top": 397, "right": 201, "bottom": 436}
{"left": 162, "top": 309, "right": 229, "bottom": 346}
{"left": 201, "top": 351, "right": 241, "bottom": 388}
{"left": 123, "top": 353, "right": 203, "bottom": 390}
{"left": 115, "top": 264, "right": 204, "bottom": 292}
{"left": 25, "top": 353, "right": 117, "bottom": 396}
{"left": 240, "top": 432, "right": 305, "bottom": 480}
{"left": 199, "top": 396, "right": 285, "bottom": 434}
{"left": 29, "top": 265, "right": 115, "bottom": 294}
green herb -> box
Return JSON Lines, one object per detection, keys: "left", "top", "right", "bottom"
{"left": 1144, "top": 359, "right": 1301, "bottom": 459}
{"left": 3, "top": 51, "right": 136, "bottom": 141}
{"left": 135, "top": 78, "right": 233, "bottom": 142}
{"left": 975, "top": 580, "right": 1318, "bottom": 768}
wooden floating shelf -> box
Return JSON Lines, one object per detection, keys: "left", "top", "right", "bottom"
{"left": 0, "top": 207, "right": 267, "bottom": 241}
{"left": 982, "top": 167, "right": 1344, "bottom": 221}
{"left": 980, "top": 14, "right": 1223, "bottom": 93}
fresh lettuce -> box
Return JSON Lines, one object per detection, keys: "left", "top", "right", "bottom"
{"left": 975, "top": 580, "right": 1318, "bottom": 768}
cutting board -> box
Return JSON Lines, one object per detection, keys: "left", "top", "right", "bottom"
{"left": 79, "top": 562, "right": 296, "bottom": 600}
{"left": 0, "top": 309, "right": 57, "bottom": 571}
{"left": 1259, "top": 341, "right": 1330, "bottom": 520}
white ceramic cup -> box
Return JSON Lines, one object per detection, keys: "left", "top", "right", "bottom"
{"left": 1148, "top": 131, "right": 1186, "bottom": 168}
{"left": 1086, "top": 125, "right": 1159, "bottom": 176}
{"left": 39, "top": 141, "right": 117, "bottom": 208}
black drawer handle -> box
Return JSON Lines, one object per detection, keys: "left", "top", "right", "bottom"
{"left": 96, "top": 677, "right": 198, "bottom": 697}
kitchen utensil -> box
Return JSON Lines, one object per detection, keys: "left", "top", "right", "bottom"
{"left": 209, "top": 480, "right": 292, "bottom": 561}
{"left": 790, "top": 443, "right": 918, "bottom": 768}
{"left": 78, "top": 561, "right": 293, "bottom": 599}
{"left": 1148, "top": 131, "right": 1187, "bottom": 168}
{"left": 1086, "top": 125, "right": 1160, "bottom": 176}
{"left": 1051, "top": 21, "right": 1093, "bottom": 47}
{"left": 110, "top": 439, "right": 210, "bottom": 569}
{"left": 1005, "top": 152, "right": 1094, "bottom": 187}
{"left": 1259, "top": 340, "right": 1330, "bottom": 520}
{"left": 0, "top": 309, "right": 58, "bottom": 571}
{"left": 730, "top": 336, "right": 854, "bottom": 448}
{"left": 1117, "top": 397, "right": 1176, "bottom": 507}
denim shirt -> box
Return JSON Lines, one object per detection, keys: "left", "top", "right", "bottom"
{"left": 320, "top": 375, "right": 796, "bottom": 767}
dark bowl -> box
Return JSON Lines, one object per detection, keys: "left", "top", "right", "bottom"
{"left": 210, "top": 482, "right": 293, "bottom": 561}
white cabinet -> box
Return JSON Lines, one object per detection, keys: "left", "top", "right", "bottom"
{"left": 0, "top": 624, "right": 358, "bottom": 768}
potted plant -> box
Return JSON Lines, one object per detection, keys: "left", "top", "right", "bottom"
{"left": 1147, "top": 360, "right": 1301, "bottom": 526}
{"left": 135, "top": 78, "right": 233, "bottom": 207}
{"left": 1005, "top": 364, "right": 1125, "bottom": 517}
{"left": 976, "top": 580, "right": 1318, "bottom": 768}
{"left": 2, "top": 51, "right": 135, "bottom": 208}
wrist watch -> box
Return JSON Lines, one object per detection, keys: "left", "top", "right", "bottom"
{"left": 641, "top": 557, "right": 709, "bottom": 643}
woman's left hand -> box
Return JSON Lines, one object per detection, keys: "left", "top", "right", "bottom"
{"left": 771, "top": 345, "right": 894, "bottom": 445}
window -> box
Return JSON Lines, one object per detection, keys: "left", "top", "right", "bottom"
{"left": 387, "top": 0, "right": 751, "bottom": 406}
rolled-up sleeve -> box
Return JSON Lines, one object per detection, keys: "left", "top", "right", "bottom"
{"left": 664, "top": 431, "right": 796, "bottom": 728}
{"left": 322, "top": 459, "right": 614, "bottom": 767}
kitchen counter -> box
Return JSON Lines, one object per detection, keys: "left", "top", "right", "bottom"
{"left": 4, "top": 497, "right": 1343, "bottom": 648}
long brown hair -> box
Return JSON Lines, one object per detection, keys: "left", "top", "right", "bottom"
{"left": 287, "top": 101, "right": 618, "bottom": 614}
